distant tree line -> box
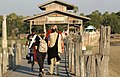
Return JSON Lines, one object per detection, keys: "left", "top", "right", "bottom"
{"left": 81, "top": 10, "right": 120, "bottom": 34}
{"left": 0, "top": 11, "right": 120, "bottom": 37}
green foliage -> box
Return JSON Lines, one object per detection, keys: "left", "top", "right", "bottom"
{"left": 6, "top": 13, "right": 28, "bottom": 37}
{"left": 84, "top": 10, "right": 120, "bottom": 34}
{"left": 73, "top": 6, "right": 79, "bottom": 13}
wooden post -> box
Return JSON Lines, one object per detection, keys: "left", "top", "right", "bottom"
{"left": 86, "top": 56, "right": 92, "bottom": 77}
{"left": 11, "top": 40, "right": 16, "bottom": 67}
{"left": 0, "top": 64, "right": 2, "bottom": 77}
{"left": 22, "top": 45, "right": 26, "bottom": 58}
{"left": 2, "top": 49, "right": 8, "bottom": 74}
{"left": 0, "top": 53, "right": 2, "bottom": 77}
{"left": 90, "top": 55, "right": 96, "bottom": 77}
{"left": 74, "top": 35, "right": 81, "bottom": 76}
{"left": 80, "top": 55, "right": 85, "bottom": 77}
{"left": 68, "top": 35, "right": 75, "bottom": 73}
{"left": 2, "top": 15, "right": 8, "bottom": 74}
{"left": 68, "top": 39, "right": 72, "bottom": 72}
{"left": 67, "top": 23, "right": 70, "bottom": 34}
{"left": 106, "top": 26, "right": 111, "bottom": 55}
{"left": 2, "top": 14, "right": 7, "bottom": 49}
{"left": 16, "top": 41, "right": 22, "bottom": 62}
{"left": 30, "top": 20, "right": 32, "bottom": 34}
{"left": 80, "top": 20, "right": 83, "bottom": 35}
{"left": 71, "top": 42, "right": 75, "bottom": 74}
{"left": 99, "top": 25, "right": 104, "bottom": 53}
{"left": 96, "top": 54, "right": 103, "bottom": 77}
{"left": 43, "top": 23, "right": 46, "bottom": 35}
{"left": 104, "top": 26, "right": 107, "bottom": 55}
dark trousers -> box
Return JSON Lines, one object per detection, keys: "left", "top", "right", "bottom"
{"left": 36, "top": 52, "right": 46, "bottom": 72}
{"left": 29, "top": 53, "right": 34, "bottom": 69}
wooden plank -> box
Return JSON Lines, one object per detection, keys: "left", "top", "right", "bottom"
{"left": 96, "top": 54, "right": 102, "bottom": 77}
{"left": 75, "top": 42, "right": 80, "bottom": 76}
{"left": 71, "top": 43, "right": 75, "bottom": 74}
{"left": 0, "top": 64, "right": 2, "bottom": 77}
{"left": 2, "top": 48, "right": 8, "bottom": 74}
{"left": 68, "top": 42, "right": 72, "bottom": 72}
{"left": 99, "top": 26, "right": 104, "bottom": 53}
{"left": 80, "top": 55, "right": 85, "bottom": 77}
{"left": 104, "top": 26, "right": 107, "bottom": 55}
{"left": 86, "top": 56, "right": 92, "bottom": 77}
{"left": 90, "top": 55, "right": 96, "bottom": 77}
{"left": 106, "top": 26, "right": 111, "bottom": 55}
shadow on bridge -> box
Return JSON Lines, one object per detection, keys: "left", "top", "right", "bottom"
{"left": 6, "top": 54, "right": 68, "bottom": 77}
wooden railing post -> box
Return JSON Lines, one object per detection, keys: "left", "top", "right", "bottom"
{"left": 0, "top": 53, "right": 2, "bottom": 77}
{"left": 2, "top": 48, "right": 8, "bottom": 74}
{"left": 74, "top": 35, "right": 82, "bottom": 76}
{"left": 68, "top": 37, "right": 73, "bottom": 72}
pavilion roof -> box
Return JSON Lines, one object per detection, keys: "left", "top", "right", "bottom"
{"left": 38, "top": 0, "right": 75, "bottom": 10}
{"left": 23, "top": 10, "right": 90, "bottom": 22}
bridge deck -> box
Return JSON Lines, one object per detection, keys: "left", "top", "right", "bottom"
{"left": 5, "top": 54, "right": 69, "bottom": 77}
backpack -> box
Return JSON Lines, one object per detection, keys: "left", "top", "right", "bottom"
{"left": 39, "top": 38, "right": 48, "bottom": 53}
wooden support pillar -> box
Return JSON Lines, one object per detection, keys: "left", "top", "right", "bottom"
{"left": 106, "top": 26, "right": 111, "bottom": 55}
{"left": 80, "top": 55, "right": 85, "bottom": 77}
{"left": 0, "top": 64, "right": 2, "bottom": 77}
{"left": 0, "top": 53, "right": 2, "bottom": 77}
{"left": 75, "top": 41, "right": 80, "bottom": 76}
{"left": 68, "top": 36, "right": 73, "bottom": 72}
{"left": 67, "top": 23, "right": 69, "bottom": 34}
{"left": 99, "top": 25, "right": 104, "bottom": 53}
{"left": 90, "top": 55, "right": 96, "bottom": 77}
{"left": 71, "top": 42, "right": 74, "bottom": 74}
{"left": 80, "top": 20, "right": 83, "bottom": 35}
{"left": 44, "top": 23, "right": 46, "bottom": 36}
{"left": 2, "top": 14, "right": 7, "bottom": 49}
{"left": 30, "top": 20, "right": 32, "bottom": 34}
{"left": 104, "top": 26, "right": 107, "bottom": 54}
{"left": 2, "top": 49, "right": 8, "bottom": 74}
{"left": 2, "top": 14, "right": 8, "bottom": 74}
{"left": 16, "top": 42, "right": 22, "bottom": 62}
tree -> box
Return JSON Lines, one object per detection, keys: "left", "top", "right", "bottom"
{"left": 85, "top": 10, "right": 102, "bottom": 28}
{"left": 80, "top": 13, "right": 85, "bottom": 16}
{"left": 73, "top": 6, "right": 78, "bottom": 13}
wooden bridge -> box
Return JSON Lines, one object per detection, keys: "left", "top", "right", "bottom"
{"left": 0, "top": 26, "right": 110, "bottom": 77}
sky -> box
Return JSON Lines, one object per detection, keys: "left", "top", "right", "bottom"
{"left": 0, "top": 0, "right": 120, "bottom": 16}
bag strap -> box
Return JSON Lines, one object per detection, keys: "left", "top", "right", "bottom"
{"left": 38, "top": 35, "right": 46, "bottom": 41}
{"left": 55, "top": 33, "right": 59, "bottom": 45}
{"left": 28, "top": 34, "right": 37, "bottom": 48}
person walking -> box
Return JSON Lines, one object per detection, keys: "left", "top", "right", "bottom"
{"left": 47, "top": 25, "right": 64, "bottom": 75}
{"left": 26, "top": 28, "right": 40, "bottom": 70}
{"left": 36, "top": 31, "right": 47, "bottom": 77}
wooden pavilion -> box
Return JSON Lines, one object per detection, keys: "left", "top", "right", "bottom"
{"left": 23, "top": 0, "right": 90, "bottom": 34}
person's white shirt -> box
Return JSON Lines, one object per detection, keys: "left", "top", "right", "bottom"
{"left": 49, "top": 32, "right": 63, "bottom": 53}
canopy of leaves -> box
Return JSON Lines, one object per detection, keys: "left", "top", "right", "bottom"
{"left": 84, "top": 10, "right": 120, "bottom": 34}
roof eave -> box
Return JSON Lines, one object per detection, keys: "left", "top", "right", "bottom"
{"left": 23, "top": 10, "right": 90, "bottom": 22}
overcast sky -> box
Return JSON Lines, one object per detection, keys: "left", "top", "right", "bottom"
{"left": 0, "top": 0, "right": 120, "bottom": 16}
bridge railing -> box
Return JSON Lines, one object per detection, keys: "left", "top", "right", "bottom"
{"left": 0, "top": 40, "right": 27, "bottom": 77}
{"left": 64, "top": 26, "right": 110, "bottom": 77}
